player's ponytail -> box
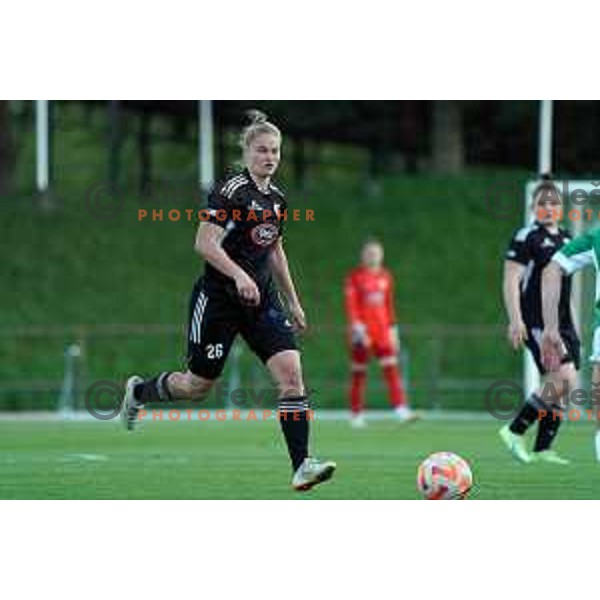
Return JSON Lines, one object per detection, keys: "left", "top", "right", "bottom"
{"left": 245, "top": 109, "right": 268, "bottom": 125}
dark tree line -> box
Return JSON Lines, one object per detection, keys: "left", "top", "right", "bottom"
{"left": 3, "top": 101, "right": 600, "bottom": 196}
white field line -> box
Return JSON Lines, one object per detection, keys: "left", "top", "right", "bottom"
{"left": 0, "top": 409, "right": 501, "bottom": 422}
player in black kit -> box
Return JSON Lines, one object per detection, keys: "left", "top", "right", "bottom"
{"left": 500, "top": 179, "right": 579, "bottom": 465}
{"left": 121, "top": 110, "right": 336, "bottom": 491}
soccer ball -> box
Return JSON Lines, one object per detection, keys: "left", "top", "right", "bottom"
{"left": 417, "top": 451, "right": 473, "bottom": 500}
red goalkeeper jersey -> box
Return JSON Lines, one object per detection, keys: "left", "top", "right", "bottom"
{"left": 344, "top": 266, "right": 397, "bottom": 340}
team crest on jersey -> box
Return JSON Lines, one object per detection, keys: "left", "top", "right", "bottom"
{"left": 250, "top": 222, "right": 279, "bottom": 247}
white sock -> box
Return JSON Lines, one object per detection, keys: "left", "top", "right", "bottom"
{"left": 595, "top": 431, "right": 600, "bottom": 461}
{"left": 394, "top": 405, "right": 411, "bottom": 418}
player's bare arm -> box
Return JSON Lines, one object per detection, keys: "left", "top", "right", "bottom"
{"left": 196, "top": 221, "right": 260, "bottom": 306}
{"left": 344, "top": 274, "right": 370, "bottom": 348}
{"left": 502, "top": 259, "right": 527, "bottom": 349}
{"left": 385, "top": 276, "right": 400, "bottom": 354}
{"left": 541, "top": 261, "right": 564, "bottom": 371}
{"left": 268, "top": 238, "right": 306, "bottom": 331}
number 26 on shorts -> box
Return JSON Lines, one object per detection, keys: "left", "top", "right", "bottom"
{"left": 206, "top": 344, "right": 224, "bottom": 359}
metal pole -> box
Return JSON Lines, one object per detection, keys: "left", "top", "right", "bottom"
{"left": 199, "top": 100, "right": 214, "bottom": 193}
{"left": 58, "top": 343, "right": 81, "bottom": 419}
{"left": 538, "top": 100, "right": 553, "bottom": 176}
{"left": 35, "top": 100, "right": 50, "bottom": 193}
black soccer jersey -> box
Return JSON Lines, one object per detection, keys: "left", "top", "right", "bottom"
{"left": 505, "top": 222, "right": 573, "bottom": 328}
{"left": 202, "top": 169, "right": 287, "bottom": 298}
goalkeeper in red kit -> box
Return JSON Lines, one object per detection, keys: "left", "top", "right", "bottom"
{"left": 344, "top": 238, "right": 418, "bottom": 427}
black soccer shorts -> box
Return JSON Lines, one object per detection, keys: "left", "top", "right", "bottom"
{"left": 524, "top": 324, "right": 581, "bottom": 375}
{"left": 186, "top": 277, "right": 298, "bottom": 380}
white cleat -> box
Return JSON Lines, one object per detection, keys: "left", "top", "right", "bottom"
{"left": 499, "top": 425, "right": 531, "bottom": 463}
{"left": 350, "top": 413, "right": 367, "bottom": 429}
{"left": 121, "top": 375, "right": 144, "bottom": 431}
{"left": 531, "top": 450, "right": 570, "bottom": 465}
{"left": 394, "top": 406, "right": 420, "bottom": 423}
{"left": 292, "top": 457, "right": 337, "bottom": 492}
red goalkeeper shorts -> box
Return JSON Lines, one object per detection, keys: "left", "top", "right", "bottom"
{"left": 350, "top": 334, "right": 396, "bottom": 367}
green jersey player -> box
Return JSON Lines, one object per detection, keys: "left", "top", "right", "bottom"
{"left": 542, "top": 226, "right": 600, "bottom": 461}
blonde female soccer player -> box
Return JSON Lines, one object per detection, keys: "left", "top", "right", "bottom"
{"left": 121, "top": 110, "right": 336, "bottom": 491}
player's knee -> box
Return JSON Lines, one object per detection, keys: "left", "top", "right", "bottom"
{"left": 379, "top": 355, "right": 398, "bottom": 368}
{"left": 276, "top": 367, "right": 304, "bottom": 397}
{"left": 267, "top": 351, "right": 305, "bottom": 397}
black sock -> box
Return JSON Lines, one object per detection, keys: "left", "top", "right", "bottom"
{"left": 278, "top": 396, "right": 310, "bottom": 471}
{"left": 133, "top": 372, "right": 173, "bottom": 404}
{"left": 534, "top": 408, "right": 562, "bottom": 452}
{"left": 509, "top": 393, "right": 545, "bottom": 435}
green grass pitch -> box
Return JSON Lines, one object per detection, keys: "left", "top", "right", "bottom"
{"left": 0, "top": 418, "right": 599, "bottom": 499}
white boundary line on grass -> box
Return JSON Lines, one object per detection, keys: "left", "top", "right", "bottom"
{"left": 0, "top": 409, "right": 590, "bottom": 423}
{"left": 0, "top": 409, "right": 502, "bottom": 422}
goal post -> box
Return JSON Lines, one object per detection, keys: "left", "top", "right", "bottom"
{"left": 198, "top": 100, "right": 214, "bottom": 194}
{"left": 35, "top": 100, "right": 50, "bottom": 194}
{"left": 58, "top": 343, "right": 82, "bottom": 419}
